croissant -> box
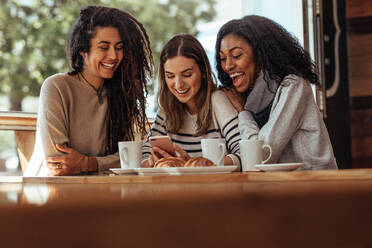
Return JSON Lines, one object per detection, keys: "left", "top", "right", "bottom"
{"left": 184, "top": 157, "right": 215, "bottom": 167}
{"left": 154, "top": 157, "right": 186, "bottom": 168}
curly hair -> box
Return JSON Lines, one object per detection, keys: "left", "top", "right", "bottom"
{"left": 215, "top": 15, "right": 319, "bottom": 88}
{"left": 66, "top": 5, "right": 153, "bottom": 153}
{"left": 158, "top": 34, "right": 217, "bottom": 136}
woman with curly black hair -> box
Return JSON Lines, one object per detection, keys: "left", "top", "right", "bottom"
{"left": 26, "top": 6, "right": 153, "bottom": 176}
{"left": 215, "top": 15, "right": 337, "bottom": 170}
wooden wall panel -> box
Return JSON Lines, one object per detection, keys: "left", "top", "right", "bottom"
{"left": 349, "top": 77, "right": 372, "bottom": 97}
{"left": 346, "top": 0, "right": 372, "bottom": 18}
{"left": 347, "top": 33, "right": 372, "bottom": 55}
{"left": 350, "top": 109, "right": 372, "bottom": 137}
{"left": 352, "top": 137, "right": 372, "bottom": 158}
{"left": 347, "top": 33, "right": 372, "bottom": 97}
{"left": 346, "top": 0, "right": 372, "bottom": 168}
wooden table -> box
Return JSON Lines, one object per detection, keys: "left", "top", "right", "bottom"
{"left": 1, "top": 170, "right": 372, "bottom": 248}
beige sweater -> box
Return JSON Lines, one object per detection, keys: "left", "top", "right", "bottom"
{"left": 25, "top": 73, "right": 120, "bottom": 176}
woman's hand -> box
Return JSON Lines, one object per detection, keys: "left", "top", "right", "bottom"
{"left": 147, "top": 144, "right": 190, "bottom": 167}
{"left": 45, "top": 144, "right": 85, "bottom": 176}
{"left": 221, "top": 87, "right": 246, "bottom": 112}
{"left": 173, "top": 144, "right": 191, "bottom": 161}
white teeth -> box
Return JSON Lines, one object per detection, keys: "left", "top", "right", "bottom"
{"left": 176, "top": 89, "right": 189, "bottom": 94}
{"left": 102, "top": 63, "right": 115, "bottom": 68}
{"left": 229, "top": 72, "right": 243, "bottom": 78}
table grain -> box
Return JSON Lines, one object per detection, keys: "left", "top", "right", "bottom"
{"left": 1, "top": 169, "right": 372, "bottom": 248}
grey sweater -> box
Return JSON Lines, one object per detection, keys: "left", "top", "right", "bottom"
{"left": 25, "top": 73, "right": 120, "bottom": 176}
{"left": 238, "top": 73, "right": 338, "bottom": 170}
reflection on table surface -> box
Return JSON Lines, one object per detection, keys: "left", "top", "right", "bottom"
{"left": 1, "top": 171, "right": 372, "bottom": 248}
{"left": 0, "top": 169, "right": 371, "bottom": 206}
{"left": 1, "top": 179, "right": 372, "bottom": 207}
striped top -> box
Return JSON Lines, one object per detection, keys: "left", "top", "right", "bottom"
{"left": 142, "top": 90, "right": 241, "bottom": 170}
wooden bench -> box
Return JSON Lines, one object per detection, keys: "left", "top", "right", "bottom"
{"left": 0, "top": 111, "right": 37, "bottom": 172}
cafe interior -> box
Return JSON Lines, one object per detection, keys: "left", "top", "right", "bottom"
{"left": 1, "top": 0, "right": 372, "bottom": 247}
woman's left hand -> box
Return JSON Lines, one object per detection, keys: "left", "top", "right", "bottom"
{"left": 45, "top": 144, "right": 85, "bottom": 176}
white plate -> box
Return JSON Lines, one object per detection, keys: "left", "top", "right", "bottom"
{"left": 134, "top": 165, "right": 237, "bottom": 176}
{"left": 109, "top": 168, "right": 137, "bottom": 175}
{"left": 255, "top": 163, "right": 304, "bottom": 172}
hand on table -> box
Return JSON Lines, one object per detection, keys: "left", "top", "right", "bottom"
{"left": 45, "top": 144, "right": 85, "bottom": 176}
{"left": 220, "top": 87, "right": 245, "bottom": 112}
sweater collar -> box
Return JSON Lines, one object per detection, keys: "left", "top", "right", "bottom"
{"left": 244, "top": 71, "right": 278, "bottom": 114}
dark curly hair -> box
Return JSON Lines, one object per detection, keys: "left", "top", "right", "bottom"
{"left": 215, "top": 15, "right": 319, "bottom": 88}
{"left": 158, "top": 34, "right": 217, "bottom": 136}
{"left": 66, "top": 5, "right": 153, "bottom": 153}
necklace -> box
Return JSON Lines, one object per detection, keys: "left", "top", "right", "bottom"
{"left": 79, "top": 72, "right": 104, "bottom": 104}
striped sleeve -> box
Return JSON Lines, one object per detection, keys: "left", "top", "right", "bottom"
{"left": 221, "top": 115, "right": 241, "bottom": 168}
{"left": 142, "top": 112, "right": 168, "bottom": 160}
{"left": 212, "top": 90, "right": 242, "bottom": 170}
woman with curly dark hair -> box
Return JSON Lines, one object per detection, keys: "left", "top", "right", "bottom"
{"left": 26, "top": 6, "right": 153, "bottom": 176}
{"left": 215, "top": 15, "right": 337, "bottom": 170}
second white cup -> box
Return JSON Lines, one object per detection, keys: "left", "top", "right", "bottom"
{"left": 239, "top": 140, "right": 272, "bottom": 171}
{"left": 201, "top": 138, "right": 226, "bottom": 165}
{"left": 118, "top": 141, "right": 142, "bottom": 169}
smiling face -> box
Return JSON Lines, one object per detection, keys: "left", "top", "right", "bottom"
{"left": 80, "top": 26, "right": 124, "bottom": 87}
{"left": 219, "top": 34, "right": 259, "bottom": 93}
{"left": 164, "top": 55, "right": 202, "bottom": 114}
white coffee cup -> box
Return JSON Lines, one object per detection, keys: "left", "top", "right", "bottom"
{"left": 239, "top": 140, "right": 272, "bottom": 171}
{"left": 118, "top": 141, "right": 142, "bottom": 169}
{"left": 201, "top": 138, "right": 226, "bottom": 165}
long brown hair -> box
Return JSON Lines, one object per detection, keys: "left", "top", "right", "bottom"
{"left": 158, "top": 34, "right": 216, "bottom": 136}
{"left": 67, "top": 6, "right": 153, "bottom": 153}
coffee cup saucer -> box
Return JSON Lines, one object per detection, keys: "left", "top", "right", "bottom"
{"left": 109, "top": 168, "right": 137, "bottom": 175}
{"left": 255, "top": 163, "right": 304, "bottom": 172}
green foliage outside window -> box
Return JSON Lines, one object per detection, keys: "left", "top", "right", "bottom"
{"left": 0, "top": 0, "right": 216, "bottom": 111}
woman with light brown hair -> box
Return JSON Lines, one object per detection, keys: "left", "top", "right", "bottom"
{"left": 141, "top": 34, "right": 241, "bottom": 169}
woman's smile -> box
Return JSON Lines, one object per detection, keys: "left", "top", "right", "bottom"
{"left": 175, "top": 88, "right": 191, "bottom": 95}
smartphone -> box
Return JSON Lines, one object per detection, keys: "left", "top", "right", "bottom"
{"left": 149, "top": 135, "right": 176, "bottom": 156}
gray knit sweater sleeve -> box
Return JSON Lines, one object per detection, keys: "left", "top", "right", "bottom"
{"left": 238, "top": 75, "right": 337, "bottom": 169}
{"left": 238, "top": 78, "right": 306, "bottom": 161}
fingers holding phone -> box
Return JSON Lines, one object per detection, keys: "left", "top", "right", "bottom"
{"left": 149, "top": 146, "right": 173, "bottom": 167}
{"left": 173, "top": 144, "right": 190, "bottom": 161}
{"left": 152, "top": 146, "right": 173, "bottom": 158}
{"left": 149, "top": 136, "right": 176, "bottom": 157}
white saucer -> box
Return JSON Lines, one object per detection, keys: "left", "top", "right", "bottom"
{"left": 133, "top": 166, "right": 237, "bottom": 176}
{"left": 109, "top": 168, "right": 137, "bottom": 175}
{"left": 255, "top": 163, "right": 304, "bottom": 172}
